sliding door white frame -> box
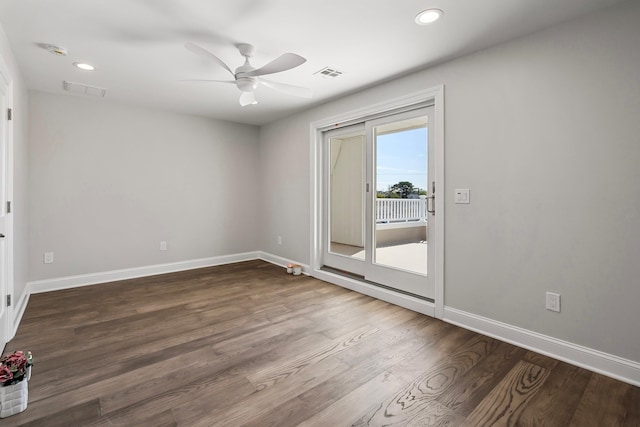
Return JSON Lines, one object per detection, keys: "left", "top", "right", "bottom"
{"left": 309, "top": 85, "right": 445, "bottom": 318}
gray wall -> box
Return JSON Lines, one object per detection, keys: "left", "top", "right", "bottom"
{"left": 259, "top": 1, "right": 640, "bottom": 363}
{"left": 0, "top": 25, "right": 28, "bottom": 308}
{"left": 28, "top": 91, "right": 260, "bottom": 281}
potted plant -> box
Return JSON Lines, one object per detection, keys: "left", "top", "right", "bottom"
{"left": 0, "top": 350, "right": 33, "bottom": 418}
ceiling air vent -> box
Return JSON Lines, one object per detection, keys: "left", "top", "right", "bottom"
{"left": 63, "top": 81, "right": 107, "bottom": 98}
{"left": 314, "top": 67, "right": 344, "bottom": 79}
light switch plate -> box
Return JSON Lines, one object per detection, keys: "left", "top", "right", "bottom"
{"left": 455, "top": 189, "right": 470, "bottom": 204}
{"left": 546, "top": 292, "right": 561, "bottom": 312}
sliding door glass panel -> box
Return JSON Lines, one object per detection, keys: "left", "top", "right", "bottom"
{"left": 323, "top": 126, "right": 367, "bottom": 275}
{"left": 373, "top": 116, "right": 428, "bottom": 276}
{"left": 364, "top": 107, "right": 434, "bottom": 299}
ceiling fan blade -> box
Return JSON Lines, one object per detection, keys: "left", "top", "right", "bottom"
{"left": 259, "top": 78, "right": 313, "bottom": 98}
{"left": 239, "top": 91, "right": 257, "bottom": 107}
{"left": 185, "top": 42, "right": 234, "bottom": 76}
{"left": 177, "top": 79, "right": 235, "bottom": 84}
{"left": 244, "top": 53, "right": 306, "bottom": 77}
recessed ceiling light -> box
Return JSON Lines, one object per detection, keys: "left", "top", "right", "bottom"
{"left": 415, "top": 8, "right": 443, "bottom": 25}
{"left": 73, "top": 62, "right": 95, "bottom": 71}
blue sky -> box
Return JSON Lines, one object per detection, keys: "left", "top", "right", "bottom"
{"left": 376, "top": 127, "right": 427, "bottom": 192}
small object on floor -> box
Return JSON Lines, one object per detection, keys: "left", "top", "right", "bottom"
{"left": 0, "top": 350, "right": 33, "bottom": 418}
{"left": 293, "top": 265, "right": 302, "bottom": 275}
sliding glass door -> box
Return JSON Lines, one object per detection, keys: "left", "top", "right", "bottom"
{"left": 323, "top": 124, "right": 367, "bottom": 275}
{"left": 323, "top": 107, "right": 435, "bottom": 300}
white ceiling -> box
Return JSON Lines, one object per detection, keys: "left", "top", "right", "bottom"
{"left": 0, "top": 0, "right": 625, "bottom": 126}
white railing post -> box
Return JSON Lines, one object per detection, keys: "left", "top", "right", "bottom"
{"left": 419, "top": 195, "right": 427, "bottom": 222}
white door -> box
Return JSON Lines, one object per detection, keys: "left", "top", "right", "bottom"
{"left": 323, "top": 107, "right": 436, "bottom": 300}
{"left": 0, "top": 71, "right": 10, "bottom": 350}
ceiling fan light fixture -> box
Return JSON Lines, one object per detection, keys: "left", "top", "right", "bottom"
{"left": 73, "top": 62, "right": 95, "bottom": 71}
{"left": 415, "top": 9, "right": 443, "bottom": 25}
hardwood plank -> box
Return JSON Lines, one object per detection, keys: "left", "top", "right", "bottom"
{"left": 8, "top": 399, "right": 102, "bottom": 427}
{"left": 463, "top": 360, "right": 550, "bottom": 426}
{"left": 522, "top": 350, "right": 560, "bottom": 371}
{"left": 517, "top": 361, "right": 592, "bottom": 426}
{"left": 298, "top": 369, "right": 420, "bottom": 427}
{"left": 352, "top": 333, "right": 498, "bottom": 426}
{"left": 623, "top": 384, "right": 640, "bottom": 426}
{"left": 569, "top": 373, "right": 632, "bottom": 426}
{"left": 436, "top": 341, "right": 527, "bottom": 416}
{"left": 85, "top": 408, "right": 178, "bottom": 427}
{"left": 407, "top": 400, "right": 466, "bottom": 426}
{"left": 174, "top": 357, "right": 350, "bottom": 426}
{"left": 246, "top": 324, "right": 379, "bottom": 390}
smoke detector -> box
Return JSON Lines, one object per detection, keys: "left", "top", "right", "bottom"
{"left": 45, "top": 44, "right": 68, "bottom": 56}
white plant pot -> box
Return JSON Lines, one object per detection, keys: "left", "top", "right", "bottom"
{"left": 293, "top": 267, "right": 302, "bottom": 276}
{"left": 0, "top": 367, "right": 30, "bottom": 418}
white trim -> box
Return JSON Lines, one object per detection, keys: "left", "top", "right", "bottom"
{"left": 11, "top": 286, "right": 29, "bottom": 337}
{"left": 313, "top": 269, "right": 435, "bottom": 317}
{"left": 309, "top": 86, "right": 445, "bottom": 318}
{"left": 310, "top": 88, "right": 441, "bottom": 131}
{"left": 0, "top": 58, "right": 14, "bottom": 348}
{"left": 432, "top": 88, "right": 445, "bottom": 319}
{"left": 28, "top": 252, "right": 260, "bottom": 294}
{"left": 444, "top": 306, "right": 640, "bottom": 387}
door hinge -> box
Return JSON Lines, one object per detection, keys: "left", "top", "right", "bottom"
{"left": 7, "top": 108, "right": 12, "bottom": 121}
{"left": 6, "top": 201, "right": 11, "bottom": 214}
{"left": 6, "top": 295, "right": 11, "bottom": 307}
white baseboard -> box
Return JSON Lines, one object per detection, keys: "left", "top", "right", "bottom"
{"left": 311, "top": 269, "right": 435, "bottom": 317}
{"left": 28, "top": 251, "right": 261, "bottom": 294}
{"left": 11, "top": 286, "right": 30, "bottom": 338}
{"left": 444, "top": 306, "right": 640, "bottom": 387}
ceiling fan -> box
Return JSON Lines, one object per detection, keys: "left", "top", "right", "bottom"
{"left": 184, "top": 42, "right": 312, "bottom": 106}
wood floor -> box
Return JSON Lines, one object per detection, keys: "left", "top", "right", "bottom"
{"left": 3, "top": 260, "right": 639, "bottom": 426}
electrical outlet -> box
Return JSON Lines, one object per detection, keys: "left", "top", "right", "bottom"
{"left": 160, "top": 241, "right": 167, "bottom": 251}
{"left": 277, "top": 235, "right": 282, "bottom": 245}
{"left": 44, "top": 252, "right": 54, "bottom": 264}
{"left": 546, "top": 292, "right": 561, "bottom": 312}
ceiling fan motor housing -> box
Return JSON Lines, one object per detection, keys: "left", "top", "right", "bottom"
{"left": 235, "top": 76, "right": 258, "bottom": 92}
{"left": 235, "top": 60, "right": 259, "bottom": 92}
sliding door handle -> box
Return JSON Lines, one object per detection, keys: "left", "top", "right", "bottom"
{"left": 0, "top": 233, "right": 5, "bottom": 238}
{"left": 426, "top": 195, "right": 435, "bottom": 215}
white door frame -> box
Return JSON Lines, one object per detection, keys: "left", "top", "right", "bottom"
{"left": 310, "top": 85, "right": 445, "bottom": 318}
{"left": 0, "top": 56, "right": 14, "bottom": 350}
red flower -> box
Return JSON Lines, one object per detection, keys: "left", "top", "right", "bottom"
{"left": 0, "top": 350, "right": 33, "bottom": 386}
{"left": 0, "top": 365, "right": 13, "bottom": 383}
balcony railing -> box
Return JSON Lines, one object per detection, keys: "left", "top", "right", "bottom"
{"left": 376, "top": 197, "right": 427, "bottom": 226}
